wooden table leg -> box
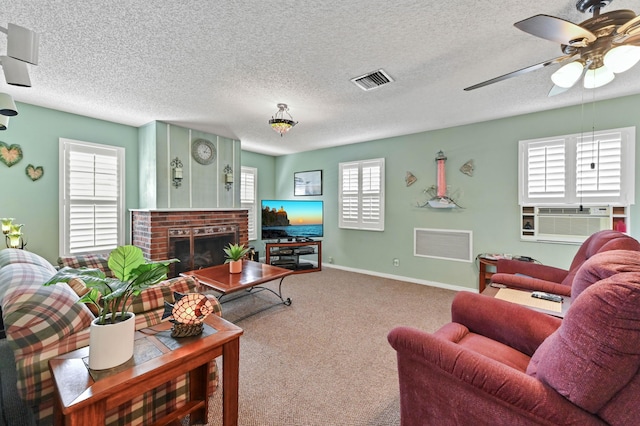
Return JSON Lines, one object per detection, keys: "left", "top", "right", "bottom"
{"left": 188, "top": 363, "right": 208, "bottom": 425}
{"left": 222, "top": 338, "right": 240, "bottom": 426}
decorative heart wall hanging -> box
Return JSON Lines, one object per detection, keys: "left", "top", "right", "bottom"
{"left": 0, "top": 141, "right": 23, "bottom": 167}
{"left": 26, "top": 164, "right": 44, "bottom": 181}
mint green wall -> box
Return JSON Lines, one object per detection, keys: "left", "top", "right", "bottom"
{"left": 0, "top": 103, "right": 139, "bottom": 263}
{"left": 139, "top": 122, "right": 241, "bottom": 209}
{"left": 254, "top": 93, "right": 640, "bottom": 290}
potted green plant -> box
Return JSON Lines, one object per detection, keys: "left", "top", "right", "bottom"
{"left": 224, "top": 243, "right": 250, "bottom": 273}
{"left": 43, "top": 245, "right": 178, "bottom": 369}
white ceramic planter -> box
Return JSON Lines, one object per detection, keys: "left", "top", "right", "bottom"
{"left": 229, "top": 260, "right": 242, "bottom": 273}
{"left": 88, "top": 312, "right": 136, "bottom": 370}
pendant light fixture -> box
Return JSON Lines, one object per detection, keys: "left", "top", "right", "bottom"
{"left": 269, "top": 103, "right": 298, "bottom": 137}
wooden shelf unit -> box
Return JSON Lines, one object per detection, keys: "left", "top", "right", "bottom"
{"left": 265, "top": 240, "right": 322, "bottom": 274}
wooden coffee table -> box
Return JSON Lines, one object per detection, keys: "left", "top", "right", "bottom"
{"left": 49, "top": 314, "right": 243, "bottom": 426}
{"left": 182, "top": 260, "right": 294, "bottom": 320}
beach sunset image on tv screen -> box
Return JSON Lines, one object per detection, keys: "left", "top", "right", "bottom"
{"left": 261, "top": 200, "right": 323, "bottom": 240}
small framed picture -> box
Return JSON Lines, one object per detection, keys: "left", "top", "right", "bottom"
{"left": 294, "top": 170, "right": 323, "bottom": 196}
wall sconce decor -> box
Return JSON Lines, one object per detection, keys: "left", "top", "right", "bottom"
{"left": 2, "top": 217, "right": 26, "bottom": 249}
{"left": 171, "top": 157, "right": 183, "bottom": 188}
{"left": 224, "top": 164, "right": 233, "bottom": 191}
{"left": 162, "top": 292, "right": 215, "bottom": 337}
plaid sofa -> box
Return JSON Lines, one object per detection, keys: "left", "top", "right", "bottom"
{"left": 0, "top": 249, "right": 222, "bottom": 425}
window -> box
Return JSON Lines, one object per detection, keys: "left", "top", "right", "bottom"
{"left": 339, "top": 158, "right": 385, "bottom": 231}
{"left": 59, "top": 138, "right": 124, "bottom": 255}
{"left": 519, "top": 127, "right": 635, "bottom": 206}
{"left": 241, "top": 166, "right": 258, "bottom": 240}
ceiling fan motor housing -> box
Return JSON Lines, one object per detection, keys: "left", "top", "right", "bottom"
{"left": 577, "top": 0, "right": 613, "bottom": 14}
{"left": 562, "top": 9, "right": 636, "bottom": 67}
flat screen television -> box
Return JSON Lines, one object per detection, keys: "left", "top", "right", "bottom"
{"left": 261, "top": 200, "right": 323, "bottom": 240}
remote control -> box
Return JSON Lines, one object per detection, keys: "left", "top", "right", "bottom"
{"left": 531, "top": 291, "right": 563, "bottom": 303}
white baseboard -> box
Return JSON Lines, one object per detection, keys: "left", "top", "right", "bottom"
{"left": 322, "top": 263, "right": 477, "bottom": 293}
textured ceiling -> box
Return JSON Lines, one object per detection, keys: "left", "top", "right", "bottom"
{"left": 2, "top": 1, "right": 640, "bottom": 156}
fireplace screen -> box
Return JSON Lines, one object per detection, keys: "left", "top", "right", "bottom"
{"left": 169, "top": 226, "right": 238, "bottom": 276}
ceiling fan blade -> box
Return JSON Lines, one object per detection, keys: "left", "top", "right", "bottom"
{"left": 464, "top": 55, "right": 574, "bottom": 91}
{"left": 515, "top": 14, "right": 597, "bottom": 46}
{"left": 548, "top": 85, "right": 569, "bottom": 97}
{"left": 613, "top": 15, "right": 640, "bottom": 42}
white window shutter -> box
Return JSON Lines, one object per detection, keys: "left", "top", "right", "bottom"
{"left": 60, "top": 139, "right": 124, "bottom": 255}
{"left": 339, "top": 158, "right": 385, "bottom": 230}
{"left": 241, "top": 167, "right": 257, "bottom": 241}
{"left": 519, "top": 126, "right": 634, "bottom": 206}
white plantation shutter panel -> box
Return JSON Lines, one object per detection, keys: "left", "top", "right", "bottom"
{"left": 339, "top": 158, "right": 385, "bottom": 230}
{"left": 527, "top": 140, "right": 565, "bottom": 199}
{"left": 339, "top": 163, "right": 359, "bottom": 226}
{"left": 577, "top": 132, "right": 622, "bottom": 198}
{"left": 519, "top": 126, "right": 634, "bottom": 206}
{"left": 241, "top": 167, "right": 257, "bottom": 241}
{"left": 60, "top": 139, "right": 124, "bottom": 255}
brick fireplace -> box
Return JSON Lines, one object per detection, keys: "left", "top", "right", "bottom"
{"left": 131, "top": 209, "right": 249, "bottom": 275}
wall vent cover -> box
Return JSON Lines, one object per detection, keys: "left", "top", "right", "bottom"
{"left": 414, "top": 228, "right": 473, "bottom": 263}
{"left": 350, "top": 69, "right": 394, "bottom": 91}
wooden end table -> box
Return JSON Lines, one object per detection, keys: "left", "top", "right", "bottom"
{"left": 182, "top": 260, "right": 293, "bottom": 321}
{"left": 49, "top": 314, "right": 243, "bottom": 426}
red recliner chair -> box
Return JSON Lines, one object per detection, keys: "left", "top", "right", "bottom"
{"left": 388, "top": 250, "right": 640, "bottom": 425}
{"left": 490, "top": 230, "right": 640, "bottom": 296}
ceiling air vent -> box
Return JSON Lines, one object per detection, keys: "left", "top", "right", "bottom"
{"left": 350, "top": 69, "right": 394, "bottom": 91}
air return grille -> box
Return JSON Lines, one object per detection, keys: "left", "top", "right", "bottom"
{"left": 351, "top": 69, "right": 394, "bottom": 91}
{"left": 414, "top": 228, "right": 473, "bottom": 263}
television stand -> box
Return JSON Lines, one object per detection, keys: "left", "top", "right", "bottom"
{"left": 265, "top": 241, "right": 321, "bottom": 274}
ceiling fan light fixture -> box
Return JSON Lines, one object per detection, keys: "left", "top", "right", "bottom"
{"left": 0, "top": 114, "right": 9, "bottom": 130}
{"left": 551, "top": 61, "right": 584, "bottom": 88}
{"left": 603, "top": 45, "right": 640, "bottom": 73}
{"left": 583, "top": 65, "right": 615, "bottom": 89}
{"left": 0, "top": 93, "right": 18, "bottom": 116}
{"left": 268, "top": 103, "right": 298, "bottom": 137}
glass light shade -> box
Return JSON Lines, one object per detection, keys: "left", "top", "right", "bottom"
{"left": 583, "top": 66, "right": 615, "bottom": 89}
{"left": 268, "top": 103, "right": 297, "bottom": 137}
{"left": 269, "top": 119, "right": 295, "bottom": 135}
{"left": 0, "top": 93, "right": 18, "bottom": 116}
{"left": 9, "top": 223, "right": 23, "bottom": 233}
{"left": 1, "top": 218, "right": 13, "bottom": 234}
{"left": 7, "top": 232, "right": 22, "bottom": 248}
{"left": 603, "top": 45, "right": 640, "bottom": 74}
{"left": 0, "top": 115, "right": 8, "bottom": 130}
{"left": 551, "top": 61, "right": 584, "bottom": 88}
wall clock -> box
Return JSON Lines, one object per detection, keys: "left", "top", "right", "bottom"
{"left": 191, "top": 138, "right": 216, "bottom": 165}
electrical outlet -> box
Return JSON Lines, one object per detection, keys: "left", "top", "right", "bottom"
{"left": 393, "top": 258, "right": 399, "bottom": 267}
{"left": 328, "top": 256, "right": 334, "bottom": 264}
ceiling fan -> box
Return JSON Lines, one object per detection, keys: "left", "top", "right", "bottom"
{"left": 464, "top": 0, "right": 640, "bottom": 95}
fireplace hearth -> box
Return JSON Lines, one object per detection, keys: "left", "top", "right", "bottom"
{"left": 131, "top": 209, "right": 249, "bottom": 277}
{"left": 170, "top": 225, "right": 238, "bottom": 275}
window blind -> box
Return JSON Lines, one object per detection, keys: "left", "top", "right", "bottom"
{"left": 527, "top": 140, "right": 565, "bottom": 199}
{"left": 576, "top": 131, "right": 622, "bottom": 198}
{"left": 519, "top": 126, "right": 635, "bottom": 206}
{"left": 241, "top": 166, "right": 257, "bottom": 241}
{"left": 60, "top": 139, "right": 124, "bottom": 255}
{"left": 339, "top": 158, "right": 385, "bottom": 231}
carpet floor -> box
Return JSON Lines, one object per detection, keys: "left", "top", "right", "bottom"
{"left": 195, "top": 267, "right": 457, "bottom": 425}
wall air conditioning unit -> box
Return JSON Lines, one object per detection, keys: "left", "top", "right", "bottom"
{"left": 522, "top": 206, "right": 613, "bottom": 244}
